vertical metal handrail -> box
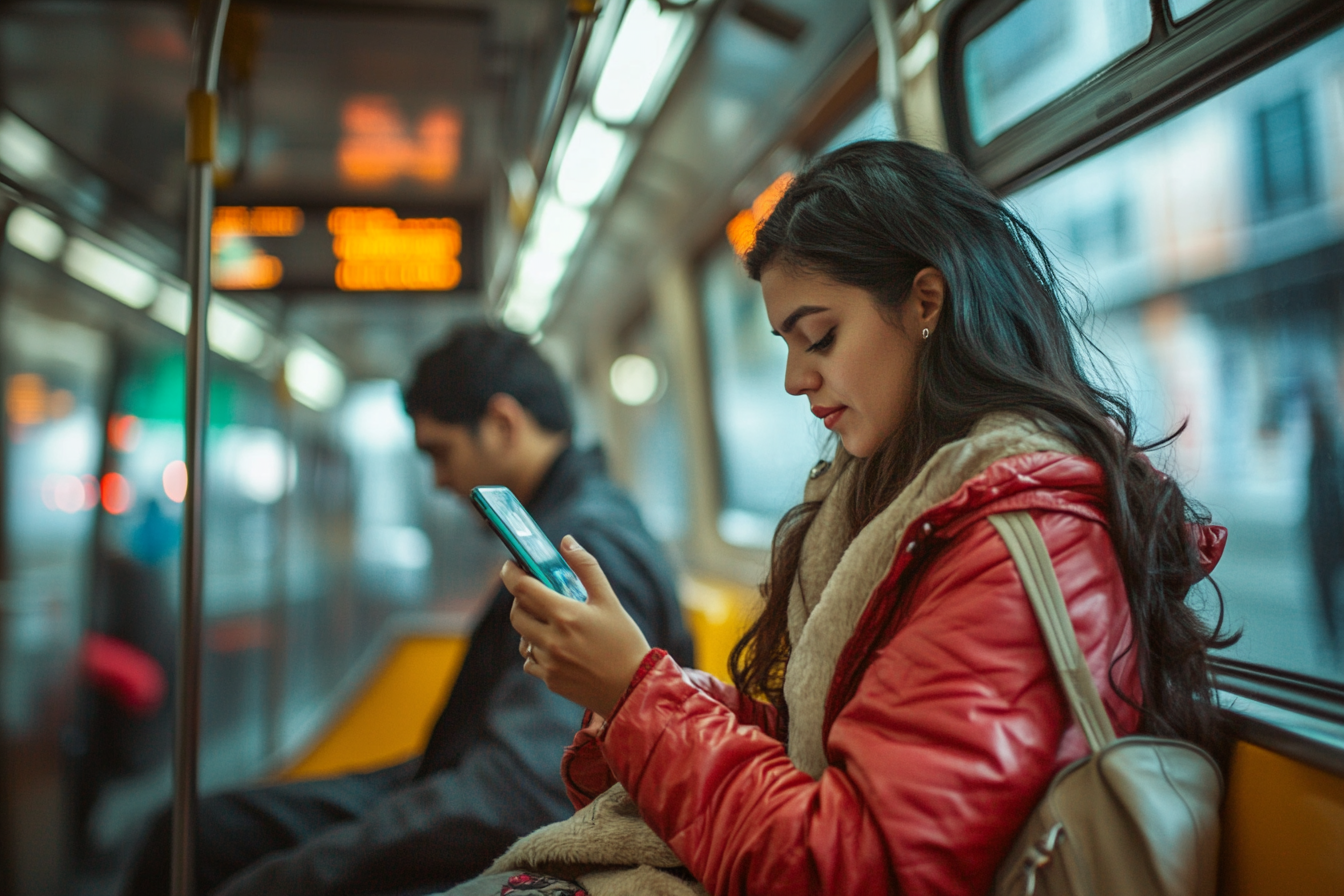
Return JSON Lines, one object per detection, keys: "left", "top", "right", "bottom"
{"left": 869, "top": 0, "right": 908, "bottom": 139}
{"left": 173, "top": 2, "right": 231, "bottom": 894}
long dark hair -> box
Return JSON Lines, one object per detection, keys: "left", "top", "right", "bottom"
{"left": 729, "top": 140, "right": 1237, "bottom": 756}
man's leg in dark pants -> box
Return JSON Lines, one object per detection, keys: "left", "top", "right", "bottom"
{"left": 120, "top": 763, "right": 412, "bottom": 896}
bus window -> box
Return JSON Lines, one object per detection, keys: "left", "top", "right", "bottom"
{"left": 701, "top": 244, "right": 825, "bottom": 548}
{"left": 1171, "top": 0, "right": 1219, "bottom": 22}
{"left": 3, "top": 301, "right": 108, "bottom": 731}
{"left": 1008, "top": 23, "right": 1344, "bottom": 680}
{"left": 964, "top": 0, "right": 1152, "bottom": 144}
{"left": 613, "top": 311, "right": 689, "bottom": 543}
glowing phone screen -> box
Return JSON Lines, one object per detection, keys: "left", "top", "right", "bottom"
{"left": 470, "top": 486, "right": 588, "bottom": 602}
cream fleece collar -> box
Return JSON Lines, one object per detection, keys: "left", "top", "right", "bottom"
{"left": 782, "top": 413, "right": 1075, "bottom": 778}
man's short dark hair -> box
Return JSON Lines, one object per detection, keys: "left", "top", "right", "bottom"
{"left": 403, "top": 323, "right": 573, "bottom": 434}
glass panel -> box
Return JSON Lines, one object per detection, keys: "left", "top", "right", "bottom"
{"left": 1008, "top": 24, "right": 1344, "bottom": 681}
{"left": 964, "top": 0, "right": 1152, "bottom": 144}
{"left": 823, "top": 96, "right": 898, "bottom": 153}
{"left": 620, "top": 312, "right": 691, "bottom": 543}
{"left": 1170, "top": 0, "right": 1218, "bottom": 22}
{"left": 701, "top": 245, "right": 826, "bottom": 548}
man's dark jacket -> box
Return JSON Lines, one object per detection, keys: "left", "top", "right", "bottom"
{"left": 129, "top": 448, "right": 693, "bottom": 896}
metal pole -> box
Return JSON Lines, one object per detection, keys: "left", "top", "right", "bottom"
{"left": 869, "top": 0, "right": 908, "bottom": 139}
{"left": 529, "top": 1, "right": 600, "bottom": 184}
{"left": 491, "top": 0, "right": 599, "bottom": 310}
{"left": 172, "top": 3, "right": 230, "bottom": 895}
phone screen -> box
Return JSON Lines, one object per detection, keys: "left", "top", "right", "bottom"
{"left": 470, "top": 486, "right": 588, "bottom": 602}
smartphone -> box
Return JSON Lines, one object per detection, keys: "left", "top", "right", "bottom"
{"left": 470, "top": 486, "right": 588, "bottom": 602}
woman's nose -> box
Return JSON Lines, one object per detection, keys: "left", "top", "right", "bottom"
{"left": 784, "top": 352, "right": 819, "bottom": 396}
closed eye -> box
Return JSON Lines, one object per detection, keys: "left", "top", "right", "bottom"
{"left": 806, "top": 327, "right": 836, "bottom": 354}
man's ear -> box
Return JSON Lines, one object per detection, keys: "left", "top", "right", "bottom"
{"left": 481, "top": 393, "right": 526, "bottom": 448}
{"left": 910, "top": 267, "right": 946, "bottom": 334}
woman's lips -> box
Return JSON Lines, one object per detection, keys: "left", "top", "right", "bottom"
{"left": 811, "top": 405, "right": 846, "bottom": 430}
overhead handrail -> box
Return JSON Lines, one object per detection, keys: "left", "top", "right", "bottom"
{"left": 530, "top": 0, "right": 602, "bottom": 185}
{"left": 491, "top": 0, "right": 601, "bottom": 310}
{"left": 174, "top": 2, "right": 231, "bottom": 895}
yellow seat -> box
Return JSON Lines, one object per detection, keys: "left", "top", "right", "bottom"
{"left": 279, "top": 623, "right": 470, "bottom": 781}
{"left": 680, "top": 577, "right": 758, "bottom": 684}
{"left": 1218, "top": 739, "right": 1344, "bottom": 895}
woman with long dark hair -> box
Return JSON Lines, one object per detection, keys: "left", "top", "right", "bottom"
{"left": 488, "top": 140, "right": 1233, "bottom": 896}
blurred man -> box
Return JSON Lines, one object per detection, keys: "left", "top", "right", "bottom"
{"left": 123, "top": 323, "right": 695, "bottom": 896}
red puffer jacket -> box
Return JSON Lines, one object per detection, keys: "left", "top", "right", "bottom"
{"left": 561, "top": 452, "right": 1226, "bottom": 896}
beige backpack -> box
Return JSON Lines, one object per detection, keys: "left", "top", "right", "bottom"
{"left": 989, "top": 512, "right": 1224, "bottom": 896}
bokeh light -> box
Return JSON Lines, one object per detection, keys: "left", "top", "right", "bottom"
{"left": 163, "top": 460, "right": 188, "bottom": 503}
{"left": 101, "top": 472, "right": 134, "bottom": 514}
{"left": 108, "top": 414, "right": 142, "bottom": 452}
{"left": 609, "top": 354, "right": 661, "bottom": 406}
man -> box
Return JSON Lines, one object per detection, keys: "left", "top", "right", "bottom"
{"left": 123, "top": 323, "right": 695, "bottom": 896}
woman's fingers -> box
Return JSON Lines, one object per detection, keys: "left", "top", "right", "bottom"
{"left": 500, "top": 540, "right": 653, "bottom": 714}
{"left": 559, "top": 536, "right": 617, "bottom": 606}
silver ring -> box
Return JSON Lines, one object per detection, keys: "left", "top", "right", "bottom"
{"left": 526, "top": 643, "right": 534, "bottom": 661}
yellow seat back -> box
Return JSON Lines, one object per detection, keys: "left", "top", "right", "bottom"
{"left": 1218, "top": 740, "right": 1344, "bottom": 895}
{"left": 280, "top": 632, "right": 469, "bottom": 781}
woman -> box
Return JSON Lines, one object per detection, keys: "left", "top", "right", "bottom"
{"left": 485, "top": 141, "right": 1232, "bottom": 896}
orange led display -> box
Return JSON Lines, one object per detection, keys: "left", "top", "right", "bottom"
{"left": 726, "top": 173, "right": 794, "bottom": 257}
{"left": 213, "top": 250, "right": 284, "bottom": 290}
{"left": 213, "top": 206, "right": 305, "bottom": 237}
{"left": 212, "top": 206, "right": 299, "bottom": 290}
{"left": 328, "top": 207, "right": 463, "bottom": 291}
{"left": 337, "top": 96, "right": 462, "bottom": 189}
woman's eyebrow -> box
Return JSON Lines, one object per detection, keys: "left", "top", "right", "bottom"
{"left": 771, "top": 305, "right": 828, "bottom": 336}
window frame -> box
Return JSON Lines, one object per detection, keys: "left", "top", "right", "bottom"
{"left": 938, "top": 0, "right": 1344, "bottom": 193}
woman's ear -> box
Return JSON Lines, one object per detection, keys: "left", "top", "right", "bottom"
{"left": 910, "top": 267, "right": 946, "bottom": 334}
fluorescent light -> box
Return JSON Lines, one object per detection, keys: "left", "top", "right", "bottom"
{"left": 609, "top": 354, "right": 661, "bottom": 406}
{"left": 555, "top": 113, "right": 627, "bottom": 207}
{"left": 0, "top": 113, "right": 54, "bottom": 181}
{"left": 152, "top": 284, "right": 268, "bottom": 365}
{"left": 6, "top": 206, "right": 65, "bottom": 261}
{"left": 592, "top": 0, "right": 684, "bottom": 125}
{"left": 150, "top": 283, "right": 190, "bottom": 334}
{"left": 530, "top": 200, "right": 590, "bottom": 259}
{"left": 209, "top": 298, "right": 266, "bottom": 364}
{"left": 515, "top": 246, "right": 566, "bottom": 294}
{"left": 285, "top": 344, "right": 346, "bottom": 411}
{"left": 63, "top": 238, "right": 157, "bottom": 309}
{"left": 501, "top": 285, "right": 553, "bottom": 334}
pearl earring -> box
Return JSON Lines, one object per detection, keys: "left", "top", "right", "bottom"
{"left": 922, "top": 328, "right": 930, "bottom": 340}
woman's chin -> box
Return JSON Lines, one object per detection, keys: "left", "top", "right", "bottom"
{"left": 838, "top": 431, "right": 873, "bottom": 459}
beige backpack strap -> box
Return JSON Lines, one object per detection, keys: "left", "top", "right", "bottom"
{"left": 988, "top": 512, "right": 1117, "bottom": 752}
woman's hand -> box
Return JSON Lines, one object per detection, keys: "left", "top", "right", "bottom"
{"left": 506, "top": 536, "right": 652, "bottom": 717}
